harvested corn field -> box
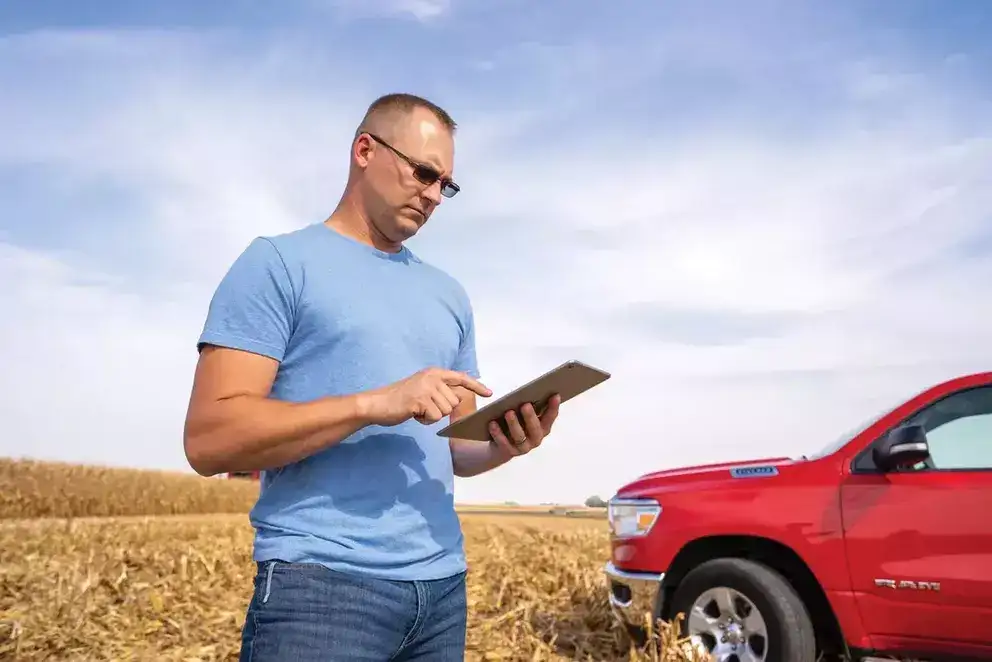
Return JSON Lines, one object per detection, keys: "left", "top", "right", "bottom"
{"left": 0, "top": 460, "right": 706, "bottom": 661}
{"left": 0, "top": 458, "right": 604, "bottom": 521}
{"left": 0, "top": 458, "right": 260, "bottom": 519}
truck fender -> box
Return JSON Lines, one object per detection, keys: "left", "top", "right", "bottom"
{"left": 656, "top": 534, "right": 863, "bottom": 657}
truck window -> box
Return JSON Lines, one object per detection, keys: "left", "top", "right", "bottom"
{"left": 905, "top": 385, "right": 992, "bottom": 471}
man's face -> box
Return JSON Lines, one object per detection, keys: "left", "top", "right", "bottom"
{"left": 358, "top": 107, "right": 456, "bottom": 243}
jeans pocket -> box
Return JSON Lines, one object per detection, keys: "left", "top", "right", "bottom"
{"left": 247, "top": 563, "right": 415, "bottom": 661}
{"left": 256, "top": 561, "right": 328, "bottom": 607}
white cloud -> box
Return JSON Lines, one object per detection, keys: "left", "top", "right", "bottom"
{"left": 0, "top": 242, "right": 201, "bottom": 469}
{"left": 316, "top": 0, "right": 452, "bottom": 22}
{"left": 2, "top": 21, "right": 991, "bottom": 505}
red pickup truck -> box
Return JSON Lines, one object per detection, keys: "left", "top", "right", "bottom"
{"left": 604, "top": 371, "right": 992, "bottom": 662}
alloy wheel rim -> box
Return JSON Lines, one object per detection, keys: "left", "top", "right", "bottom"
{"left": 686, "top": 586, "right": 768, "bottom": 662}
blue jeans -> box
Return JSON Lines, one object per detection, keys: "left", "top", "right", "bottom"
{"left": 239, "top": 560, "right": 467, "bottom": 661}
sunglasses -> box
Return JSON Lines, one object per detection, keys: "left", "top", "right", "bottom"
{"left": 365, "top": 132, "right": 460, "bottom": 199}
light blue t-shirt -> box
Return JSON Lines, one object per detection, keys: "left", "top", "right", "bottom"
{"left": 197, "top": 222, "right": 481, "bottom": 581}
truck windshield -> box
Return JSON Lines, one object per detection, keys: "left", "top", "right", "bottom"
{"left": 798, "top": 401, "right": 901, "bottom": 461}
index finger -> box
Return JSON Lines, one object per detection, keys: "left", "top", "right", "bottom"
{"left": 442, "top": 370, "right": 492, "bottom": 397}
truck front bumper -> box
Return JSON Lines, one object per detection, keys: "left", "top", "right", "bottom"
{"left": 604, "top": 561, "right": 665, "bottom": 639}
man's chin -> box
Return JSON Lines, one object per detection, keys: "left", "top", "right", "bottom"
{"left": 399, "top": 212, "right": 426, "bottom": 232}
{"left": 391, "top": 218, "right": 422, "bottom": 242}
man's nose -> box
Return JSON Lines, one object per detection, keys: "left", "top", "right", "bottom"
{"left": 421, "top": 179, "right": 444, "bottom": 205}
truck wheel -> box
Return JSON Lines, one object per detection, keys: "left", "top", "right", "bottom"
{"left": 667, "top": 557, "right": 816, "bottom": 662}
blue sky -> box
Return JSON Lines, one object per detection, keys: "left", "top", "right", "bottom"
{"left": 1, "top": 0, "right": 991, "bottom": 504}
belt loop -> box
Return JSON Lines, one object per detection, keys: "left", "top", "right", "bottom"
{"left": 263, "top": 561, "right": 277, "bottom": 603}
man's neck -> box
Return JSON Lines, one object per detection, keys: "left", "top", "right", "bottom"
{"left": 324, "top": 199, "right": 403, "bottom": 254}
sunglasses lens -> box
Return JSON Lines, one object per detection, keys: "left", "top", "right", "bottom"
{"left": 410, "top": 162, "right": 458, "bottom": 198}
{"left": 413, "top": 166, "right": 439, "bottom": 185}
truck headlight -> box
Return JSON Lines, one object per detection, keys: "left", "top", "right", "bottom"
{"left": 608, "top": 497, "right": 661, "bottom": 538}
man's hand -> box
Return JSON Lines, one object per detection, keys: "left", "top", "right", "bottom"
{"left": 487, "top": 394, "right": 561, "bottom": 461}
{"left": 361, "top": 367, "right": 493, "bottom": 427}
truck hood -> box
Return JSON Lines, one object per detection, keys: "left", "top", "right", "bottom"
{"left": 640, "top": 456, "right": 794, "bottom": 480}
{"left": 616, "top": 456, "right": 797, "bottom": 495}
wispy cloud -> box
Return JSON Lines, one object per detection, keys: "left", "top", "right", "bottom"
{"left": 317, "top": 0, "right": 453, "bottom": 22}
{"left": 2, "top": 3, "right": 991, "bottom": 503}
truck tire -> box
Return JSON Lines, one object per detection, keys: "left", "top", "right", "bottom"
{"left": 667, "top": 557, "right": 816, "bottom": 662}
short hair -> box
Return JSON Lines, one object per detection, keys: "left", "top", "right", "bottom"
{"left": 356, "top": 93, "right": 457, "bottom": 138}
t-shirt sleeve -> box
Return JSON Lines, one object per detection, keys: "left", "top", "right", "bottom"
{"left": 452, "top": 299, "right": 481, "bottom": 380}
{"left": 197, "top": 237, "right": 296, "bottom": 362}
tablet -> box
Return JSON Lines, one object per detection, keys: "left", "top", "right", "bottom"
{"left": 435, "top": 360, "right": 611, "bottom": 441}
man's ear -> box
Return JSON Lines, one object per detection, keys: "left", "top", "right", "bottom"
{"left": 353, "top": 133, "right": 373, "bottom": 168}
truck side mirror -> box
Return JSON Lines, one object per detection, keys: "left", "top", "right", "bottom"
{"left": 872, "top": 424, "right": 930, "bottom": 472}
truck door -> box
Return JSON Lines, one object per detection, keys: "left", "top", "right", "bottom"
{"left": 840, "top": 384, "right": 992, "bottom": 653}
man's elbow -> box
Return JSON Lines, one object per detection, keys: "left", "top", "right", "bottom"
{"left": 451, "top": 461, "right": 478, "bottom": 479}
{"left": 184, "top": 443, "right": 219, "bottom": 477}
{"left": 183, "top": 427, "right": 225, "bottom": 477}
{"left": 190, "top": 459, "right": 221, "bottom": 478}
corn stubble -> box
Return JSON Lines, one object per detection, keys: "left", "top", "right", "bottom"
{"left": 0, "top": 459, "right": 709, "bottom": 661}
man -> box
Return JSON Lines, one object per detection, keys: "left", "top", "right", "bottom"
{"left": 183, "top": 92, "right": 561, "bottom": 661}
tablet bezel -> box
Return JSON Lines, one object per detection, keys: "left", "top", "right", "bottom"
{"left": 435, "top": 359, "right": 611, "bottom": 441}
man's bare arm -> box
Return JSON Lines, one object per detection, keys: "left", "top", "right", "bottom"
{"left": 183, "top": 345, "right": 374, "bottom": 476}
{"left": 449, "top": 386, "right": 562, "bottom": 478}
{"left": 448, "top": 388, "right": 512, "bottom": 478}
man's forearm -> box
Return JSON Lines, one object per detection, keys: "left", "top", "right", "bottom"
{"left": 184, "top": 393, "right": 373, "bottom": 476}
{"left": 450, "top": 437, "right": 511, "bottom": 478}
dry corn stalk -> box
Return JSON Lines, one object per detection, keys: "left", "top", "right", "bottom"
{"left": 1, "top": 458, "right": 713, "bottom": 661}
